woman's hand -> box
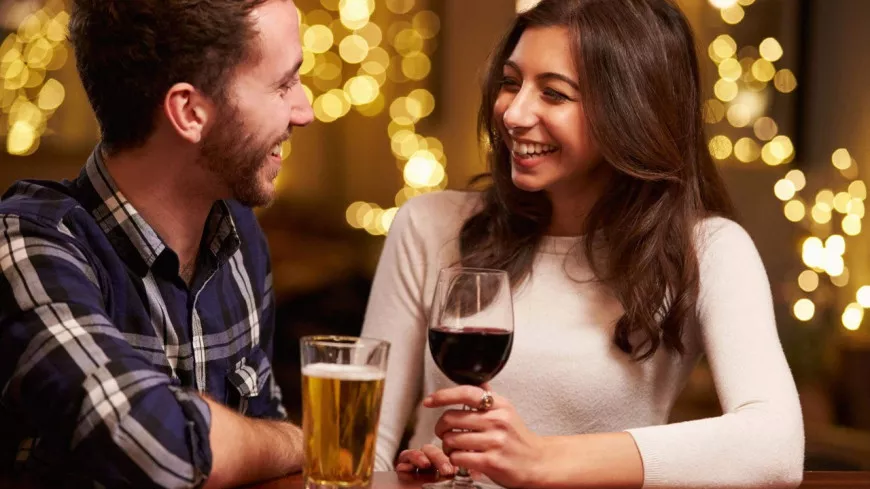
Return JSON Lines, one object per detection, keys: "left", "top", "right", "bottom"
{"left": 423, "top": 384, "right": 547, "bottom": 488}
{"left": 395, "top": 444, "right": 455, "bottom": 476}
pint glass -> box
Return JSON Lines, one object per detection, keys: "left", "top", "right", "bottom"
{"left": 300, "top": 336, "right": 390, "bottom": 489}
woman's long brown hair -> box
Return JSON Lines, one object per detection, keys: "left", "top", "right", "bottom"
{"left": 460, "top": 0, "right": 736, "bottom": 360}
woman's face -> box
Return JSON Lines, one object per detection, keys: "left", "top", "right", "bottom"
{"left": 494, "top": 26, "right": 603, "bottom": 195}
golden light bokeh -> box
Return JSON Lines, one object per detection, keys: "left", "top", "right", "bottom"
{"left": 774, "top": 69, "right": 798, "bottom": 93}
{"left": 412, "top": 11, "right": 441, "bottom": 39}
{"left": 720, "top": 4, "right": 745, "bottom": 24}
{"left": 708, "top": 135, "right": 733, "bottom": 160}
{"left": 842, "top": 302, "right": 863, "bottom": 331}
{"left": 726, "top": 103, "right": 752, "bottom": 127}
{"left": 842, "top": 215, "right": 862, "bottom": 236}
{"left": 759, "top": 38, "right": 783, "bottom": 62}
{"left": 826, "top": 234, "right": 846, "bottom": 256}
{"left": 773, "top": 179, "right": 796, "bottom": 201}
{"left": 714, "top": 79, "right": 738, "bottom": 102}
{"left": 793, "top": 298, "right": 815, "bottom": 322}
{"left": 798, "top": 270, "right": 819, "bottom": 293}
{"left": 784, "top": 200, "right": 805, "bottom": 222}
{"left": 704, "top": 0, "right": 870, "bottom": 330}
{"left": 833, "top": 192, "right": 852, "bottom": 214}
{"left": 3, "top": 5, "right": 70, "bottom": 156}
{"left": 831, "top": 268, "right": 849, "bottom": 287}
{"left": 704, "top": 99, "right": 726, "bottom": 124}
{"left": 801, "top": 237, "right": 824, "bottom": 269}
{"left": 734, "top": 137, "right": 760, "bottom": 163}
{"left": 709, "top": 35, "right": 738, "bottom": 62}
{"left": 386, "top": 0, "right": 415, "bottom": 15}
{"left": 831, "top": 148, "right": 852, "bottom": 170}
{"left": 304, "top": 24, "right": 334, "bottom": 54}
{"left": 816, "top": 189, "right": 834, "bottom": 211}
{"left": 785, "top": 169, "right": 806, "bottom": 191}
{"left": 751, "top": 58, "right": 776, "bottom": 82}
{"left": 847, "top": 198, "right": 865, "bottom": 218}
{"left": 857, "top": 286, "right": 870, "bottom": 308}
{"left": 753, "top": 117, "right": 778, "bottom": 141}
{"left": 718, "top": 58, "right": 742, "bottom": 81}
{"left": 810, "top": 205, "right": 831, "bottom": 224}
{"left": 401, "top": 52, "right": 431, "bottom": 80}
{"left": 338, "top": 34, "right": 370, "bottom": 64}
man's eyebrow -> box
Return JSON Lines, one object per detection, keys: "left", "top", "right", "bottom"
{"left": 275, "top": 58, "right": 303, "bottom": 87}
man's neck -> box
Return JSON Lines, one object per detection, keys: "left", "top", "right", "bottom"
{"left": 102, "top": 144, "right": 218, "bottom": 274}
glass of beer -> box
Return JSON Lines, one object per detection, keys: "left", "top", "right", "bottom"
{"left": 301, "top": 336, "right": 390, "bottom": 489}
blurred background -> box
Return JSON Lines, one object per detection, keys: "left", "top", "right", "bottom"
{"left": 1, "top": 0, "right": 869, "bottom": 470}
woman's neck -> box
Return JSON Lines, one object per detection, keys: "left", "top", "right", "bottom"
{"left": 546, "top": 167, "right": 612, "bottom": 237}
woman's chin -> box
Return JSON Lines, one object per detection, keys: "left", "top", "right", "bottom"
{"left": 511, "top": 174, "right": 546, "bottom": 193}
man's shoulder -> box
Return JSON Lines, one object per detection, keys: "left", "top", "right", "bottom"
{"left": 0, "top": 179, "right": 83, "bottom": 228}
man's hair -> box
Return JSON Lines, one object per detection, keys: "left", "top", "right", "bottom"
{"left": 69, "top": 0, "right": 270, "bottom": 153}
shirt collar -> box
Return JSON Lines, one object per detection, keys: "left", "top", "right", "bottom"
{"left": 76, "top": 144, "right": 241, "bottom": 277}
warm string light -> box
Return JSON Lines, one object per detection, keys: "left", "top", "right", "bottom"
{"left": 2, "top": 0, "right": 70, "bottom": 156}
{"left": 706, "top": 0, "right": 864, "bottom": 331}
{"left": 296, "top": 0, "right": 444, "bottom": 236}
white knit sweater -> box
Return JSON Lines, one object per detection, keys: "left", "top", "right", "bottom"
{"left": 361, "top": 190, "right": 804, "bottom": 488}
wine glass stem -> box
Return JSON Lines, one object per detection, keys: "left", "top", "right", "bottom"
{"left": 450, "top": 404, "right": 475, "bottom": 488}
{"left": 453, "top": 466, "right": 474, "bottom": 487}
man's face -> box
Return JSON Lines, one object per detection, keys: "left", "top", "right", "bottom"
{"left": 200, "top": 0, "right": 313, "bottom": 207}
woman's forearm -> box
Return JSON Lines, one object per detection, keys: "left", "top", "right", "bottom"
{"left": 533, "top": 432, "right": 643, "bottom": 489}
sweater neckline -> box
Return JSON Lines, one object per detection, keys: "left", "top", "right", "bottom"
{"left": 539, "top": 234, "right": 584, "bottom": 255}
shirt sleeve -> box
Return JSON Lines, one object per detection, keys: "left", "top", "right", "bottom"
{"left": 626, "top": 219, "right": 804, "bottom": 488}
{"left": 360, "top": 202, "right": 429, "bottom": 471}
{"left": 0, "top": 214, "right": 213, "bottom": 489}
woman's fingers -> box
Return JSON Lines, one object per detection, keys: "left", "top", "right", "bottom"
{"left": 433, "top": 409, "right": 488, "bottom": 438}
{"left": 421, "top": 444, "right": 454, "bottom": 475}
{"left": 423, "top": 385, "right": 489, "bottom": 408}
{"left": 442, "top": 431, "right": 503, "bottom": 452}
{"left": 396, "top": 449, "right": 432, "bottom": 470}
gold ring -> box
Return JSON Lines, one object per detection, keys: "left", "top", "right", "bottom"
{"left": 478, "top": 390, "right": 494, "bottom": 410}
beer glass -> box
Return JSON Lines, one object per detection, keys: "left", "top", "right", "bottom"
{"left": 301, "top": 336, "right": 390, "bottom": 489}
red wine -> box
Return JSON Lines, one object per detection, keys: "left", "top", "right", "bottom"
{"left": 428, "top": 326, "right": 513, "bottom": 386}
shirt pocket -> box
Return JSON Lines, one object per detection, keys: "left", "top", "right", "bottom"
{"left": 225, "top": 345, "right": 271, "bottom": 415}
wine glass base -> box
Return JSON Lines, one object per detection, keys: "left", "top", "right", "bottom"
{"left": 422, "top": 480, "right": 503, "bottom": 489}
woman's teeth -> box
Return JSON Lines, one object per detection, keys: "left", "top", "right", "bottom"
{"left": 512, "top": 141, "right": 559, "bottom": 157}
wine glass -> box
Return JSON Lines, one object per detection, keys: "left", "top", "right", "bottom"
{"left": 423, "top": 267, "right": 514, "bottom": 489}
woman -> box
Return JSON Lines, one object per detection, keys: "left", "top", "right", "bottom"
{"left": 361, "top": 0, "right": 804, "bottom": 487}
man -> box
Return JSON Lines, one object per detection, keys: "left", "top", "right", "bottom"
{"left": 0, "top": 0, "right": 313, "bottom": 487}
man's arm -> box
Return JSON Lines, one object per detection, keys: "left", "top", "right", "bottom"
{"left": 0, "top": 214, "right": 301, "bottom": 488}
{"left": 202, "top": 397, "right": 302, "bottom": 489}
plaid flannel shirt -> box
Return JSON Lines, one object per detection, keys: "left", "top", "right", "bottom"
{"left": 0, "top": 146, "right": 286, "bottom": 488}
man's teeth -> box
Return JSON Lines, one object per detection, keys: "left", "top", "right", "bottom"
{"left": 271, "top": 144, "right": 282, "bottom": 157}
{"left": 512, "top": 141, "right": 559, "bottom": 156}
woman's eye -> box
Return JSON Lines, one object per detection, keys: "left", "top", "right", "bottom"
{"left": 543, "top": 88, "right": 569, "bottom": 102}
{"left": 500, "top": 76, "right": 520, "bottom": 89}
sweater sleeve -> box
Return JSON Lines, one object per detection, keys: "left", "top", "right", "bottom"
{"left": 626, "top": 218, "right": 804, "bottom": 488}
{"left": 360, "top": 199, "right": 430, "bottom": 471}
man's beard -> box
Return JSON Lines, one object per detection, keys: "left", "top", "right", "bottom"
{"left": 199, "top": 102, "right": 285, "bottom": 208}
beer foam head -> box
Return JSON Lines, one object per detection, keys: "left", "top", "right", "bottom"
{"left": 303, "top": 363, "right": 385, "bottom": 381}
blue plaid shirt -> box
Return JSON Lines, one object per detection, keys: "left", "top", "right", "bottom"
{"left": 0, "top": 147, "right": 286, "bottom": 488}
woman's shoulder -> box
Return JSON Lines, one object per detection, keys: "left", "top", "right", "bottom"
{"left": 393, "top": 190, "right": 484, "bottom": 236}
{"left": 401, "top": 189, "right": 483, "bottom": 215}
{"left": 694, "top": 215, "right": 763, "bottom": 269}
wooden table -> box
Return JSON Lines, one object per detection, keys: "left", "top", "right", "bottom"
{"left": 3, "top": 471, "right": 869, "bottom": 488}
{"left": 250, "top": 471, "right": 870, "bottom": 488}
